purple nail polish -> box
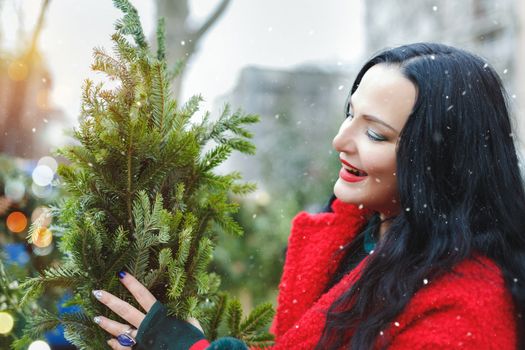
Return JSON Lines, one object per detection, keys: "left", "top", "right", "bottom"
{"left": 118, "top": 271, "right": 126, "bottom": 279}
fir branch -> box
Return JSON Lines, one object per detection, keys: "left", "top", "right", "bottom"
{"left": 226, "top": 298, "right": 243, "bottom": 337}
{"left": 150, "top": 60, "right": 169, "bottom": 131}
{"left": 61, "top": 311, "right": 108, "bottom": 349}
{"left": 156, "top": 17, "right": 166, "bottom": 61}
{"left": 16, "top": 309, "right": 61, "bottom": 342}
{"left": 200, "top": 144, "right": 232, "bottom": 172}
{"left": 202, "top": 292, "right": 228, "bottom": 341}
{"left": 19, "top": 266, "right": 82, "bottom": 307}
{"left": 112, "top": 0, "right": 148, "bottom": 49}
{"left": 239, "top": 302, "right": 275, "bottom": 335}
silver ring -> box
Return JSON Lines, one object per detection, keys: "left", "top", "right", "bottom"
{"left": 117, "top": 326, "right": 137, "bottom": 347}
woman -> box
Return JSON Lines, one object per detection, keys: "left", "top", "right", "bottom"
{"left": 91, "top": 43, "right": 525, "bottom": 349}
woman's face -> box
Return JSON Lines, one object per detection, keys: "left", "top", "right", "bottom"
{"left": 332, "top": 64, "right": 417, "bottom": 216}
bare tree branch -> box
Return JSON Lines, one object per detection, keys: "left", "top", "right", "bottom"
{"left": 192, "top": 0, "right": 231, "bottom": 44}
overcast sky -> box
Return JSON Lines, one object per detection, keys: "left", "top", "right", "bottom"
{"left": 1, "top": 0, "right": 364, "bottom": 122}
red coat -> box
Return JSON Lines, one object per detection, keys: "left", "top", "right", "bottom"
{"left": 269, "top": 199, "right": 517, "bottom": 349}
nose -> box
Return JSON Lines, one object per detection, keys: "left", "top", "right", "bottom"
{"left": 332, "top": 119, "right": 357, "bottom": 154}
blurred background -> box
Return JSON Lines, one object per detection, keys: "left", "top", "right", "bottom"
{"left": 0, "top": 0, "right": 524, "bottom": 348}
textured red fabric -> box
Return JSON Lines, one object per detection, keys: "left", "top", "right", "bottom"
{"left": 266, "top": 199, "right": 517, "bottom": 349}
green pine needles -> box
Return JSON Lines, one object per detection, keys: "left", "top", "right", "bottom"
{"left": 16, "top": 1, "right": 274, "bottom": 349}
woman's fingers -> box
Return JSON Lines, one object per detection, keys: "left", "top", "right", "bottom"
{"left": 117, "top": 271, "right": 157, "bottom": 312}
{"left": 93, "top": 315, "right": 138, "bottom": 338}
{"left": 92, "top": 290, "right": 145, "bottom": 328}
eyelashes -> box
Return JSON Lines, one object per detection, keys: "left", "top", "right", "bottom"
{"left": 366, "top": 129, "right": 387, "bottom": 142}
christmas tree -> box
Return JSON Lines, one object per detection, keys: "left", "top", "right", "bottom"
{"left": 16, "top": 1, "right": 274, "bottom": 348}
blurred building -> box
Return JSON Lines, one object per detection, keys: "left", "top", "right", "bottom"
{"left": 364, "top": 0, "right": 525, "bottom": 147}
{"left": 216, "top": 65, "right": 354, "bottom": 208}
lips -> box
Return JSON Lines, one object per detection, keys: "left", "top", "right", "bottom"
{"left": 340, "top": 158, "right": 368, "bottom": 176}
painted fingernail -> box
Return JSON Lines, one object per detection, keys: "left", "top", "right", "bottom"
{"left": 93, "top": 316, "right": 101, "bottom": 324}
{"left": 92, "top": 290, "right": 103, "bottom": 299}
{"left": 118, "top": 271, "right": 126, "bottom": 279}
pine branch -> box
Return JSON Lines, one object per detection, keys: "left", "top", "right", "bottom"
{"left": 19, "top": 266, "right": 82, "bottom": 307}
{"left": 226, "top": 298, "right": 242, "bottom": 337}
{"left": 239, "top": 303, "right": 275, "bottom": 335}
{"left": 156, "top": 17, "right": 166, "bottom": 61}
{"left": 202, "top": 292, "right": 228, "bottom": 341}
{"left": 112, "top": 0, "right": 148, "bottom": 49}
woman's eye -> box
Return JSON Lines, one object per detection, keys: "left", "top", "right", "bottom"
{"left": 366, "top": 129, "right": 387, "bottom": 142}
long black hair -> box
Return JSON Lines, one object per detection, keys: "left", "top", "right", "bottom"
{"left": 316, "top": 43, "right": 525, "bottom": 349}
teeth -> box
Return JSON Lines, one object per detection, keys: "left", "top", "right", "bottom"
{"left": 345, "top": 165, "right": 366, "bottom": 176}
{"left": 346, "top": 167, "right": 361, "bottom": 176}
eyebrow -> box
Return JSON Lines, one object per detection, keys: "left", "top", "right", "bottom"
{"left": 349, "top": 100, "right": 399, "bottom": 133}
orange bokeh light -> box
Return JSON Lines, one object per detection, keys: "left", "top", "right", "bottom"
{"left": 6, "top": 211, "right": 28, "bottom": 233}
{"left": 32, "top": 227, "right": 53, "bottom": 248}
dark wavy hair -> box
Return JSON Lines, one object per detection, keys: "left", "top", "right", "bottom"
{"left": 316, "top": 43, "right": 525, "bottom": 349}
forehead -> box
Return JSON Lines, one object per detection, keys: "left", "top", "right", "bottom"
{"left": 351, "top": 64, "right": 417, "bottom": 132}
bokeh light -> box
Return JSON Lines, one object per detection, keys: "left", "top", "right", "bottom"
{"left": 4, "top": 179, "right": 25, "bottom": 202}
{"left": 32, "top": 244, "right": 54, "bottom": 256}
{"left": 28, "top": 340, "right": 51, "bottom": 350}
{"left": 7, "top": 60, "right": 28, "bottom": 81}
{"left": 37, "top": 156, "right": 58, "bottom": 173}
{"left": 6, "top": 211, "right": 28, "bottom": 233}
{"left": 0, "top": 311, "right": 14, "bottom": 334}
{"left": 32, "top": 227, "right": 53, "bottom": 248}
{"left": 32, "top": 165, "right": 54, "bottom": 186}
{"left": 5, "top": 243, "right": 30, "bottom": 264}
{"left": 31, "top": 183, "right": 53, "bottom": 198}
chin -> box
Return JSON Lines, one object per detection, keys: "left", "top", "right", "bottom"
{"left": 333, "top": 180, "right": 363, "bottom": 205}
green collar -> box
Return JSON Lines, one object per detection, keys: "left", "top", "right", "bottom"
{"left": 363, "top": 213, "right": 380, "bottom": 254}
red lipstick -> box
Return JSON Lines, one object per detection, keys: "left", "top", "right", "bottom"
{"left": 339, "top": 158, "right": 368, "bottom": 183}
{"left": 340, "top": 159, "right": 367, "bottom": 174}
{"left": 339, "top": 168, "right": 367, "bottom": 182}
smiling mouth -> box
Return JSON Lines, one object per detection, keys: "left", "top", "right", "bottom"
{"left": 340, "top": 159, "right": 368, "bottom": 177}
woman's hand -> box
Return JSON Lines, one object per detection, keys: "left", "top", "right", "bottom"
{"left": 92, "top": 271, "right": 203, "bottom": 349}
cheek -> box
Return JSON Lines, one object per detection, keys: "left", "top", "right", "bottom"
{"left": 362, "top": 148, "right": 397, "bottom": 180}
